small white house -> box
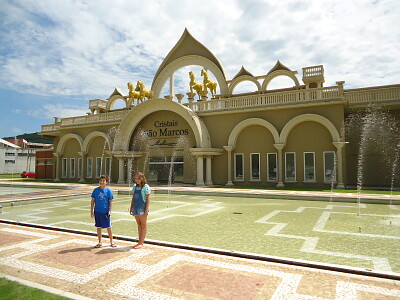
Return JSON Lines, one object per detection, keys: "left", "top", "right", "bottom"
{"left": 0, "top": 138, "right": 36, "bottom": 174}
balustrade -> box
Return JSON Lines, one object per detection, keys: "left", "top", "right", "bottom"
{"left": 345, "top": 85, "right": 400, "bottom": 105}
{"left": 186, "top": 86, "right": 343, "bottom": 112}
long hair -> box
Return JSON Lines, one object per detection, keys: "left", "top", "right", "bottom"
{"left": 134, "top": 172, "right": 147, "bottom": 187}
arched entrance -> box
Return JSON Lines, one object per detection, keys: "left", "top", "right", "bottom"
{"left": 130, "top": 110, "right": 197, "bottom": 183}
{"left": 114, "top": 99, "right": 214, "bottom": 185}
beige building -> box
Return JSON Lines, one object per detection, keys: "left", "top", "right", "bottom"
{"left": 41, "top": 30, "right": 400, "bottom": 188}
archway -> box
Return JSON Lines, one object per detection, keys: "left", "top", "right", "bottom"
{"left": 151, "top": 55, "right": 228, "bottom": 98}
{"left": 56, "top": 133, "right": 83, "bottom": 154}
{"left": 280, "top": 114, "right": 341, "bottom": 144}
{"left": 262, "top": 70, "right": 300, "bottom": 91}
{"left": 228, "top": 77, "right": 262, "bottom": 94}
{"left": 115, "top": 99, "right": 211, "bottom": 151}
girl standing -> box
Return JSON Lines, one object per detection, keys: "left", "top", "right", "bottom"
{"left": 130, "top": 172, "right": 151, "bottom": 249}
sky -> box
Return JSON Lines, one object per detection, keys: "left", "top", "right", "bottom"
{"left": 0, "top": 0, "right": 399, "bottom": 138}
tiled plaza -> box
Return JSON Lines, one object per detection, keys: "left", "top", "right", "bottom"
{"left": 0, "top": 223, "right": 399, "bottom": 299}
{"left": 1, "top": 181, "right": 399, "bottom": 299}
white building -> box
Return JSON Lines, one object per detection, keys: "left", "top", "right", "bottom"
{"left": 0, "top": 138, "right": 36, "bottom": 174}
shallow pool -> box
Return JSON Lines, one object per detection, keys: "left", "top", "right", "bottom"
{"left": 1, "top": 192, "right": 399, "bottom": 273}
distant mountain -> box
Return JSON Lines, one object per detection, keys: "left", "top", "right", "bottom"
{"left": 3, "top": 132, "right": 54, "bottom": 144}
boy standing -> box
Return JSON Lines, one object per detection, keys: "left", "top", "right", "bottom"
{"left": 91, "top": 175, "right": 116, "bottom": 248}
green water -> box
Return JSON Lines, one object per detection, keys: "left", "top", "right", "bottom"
{"left": 1, "top": 193, "right": 399, "bottom": 273}
{"left": 0, "top": 186, "right": 60, "bottom": 196}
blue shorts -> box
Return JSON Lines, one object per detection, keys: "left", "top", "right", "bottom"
{"left": 94, "top": 212, "right": 111, "bottom": 228}
{"left": 133, "top": 200, "right": 147, "bottom": 216}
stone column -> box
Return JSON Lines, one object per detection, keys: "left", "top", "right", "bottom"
{"left": 175, "top": 93, "right": 184, "bottom": 104}
{"left": 187, "top": 92, "right": 195, "bottom": 104}
{"left": 196, "top": 156, "right": 205, "bottom": 186}
{"left": 333, "top": 142, "right": 346, "bottom": 189}
{"left": 78, "top": 151, "right": 87, "bottom": 182}
{"left": 53, "top": 153, "right": 61, "bottom": 182}
{"left": 169, "top": 74, "right": 174, "bottom": 100}
{"left": 117, "top": 158, "right": 126, "bottom": 184}
{"left": 127, "top": 158, "right": 133, "bottom": 184}
{"left": 223, "top": 146, "right": 235, "bottom": 186}
{"left": 274, "top": 143, "right": 286, "bottom": 187}
{"left": 205, "top": 156, "right": 213, "bottom": 186}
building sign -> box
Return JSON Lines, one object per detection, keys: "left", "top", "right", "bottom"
{"left": 142, "top": 120, "right": 190, "bottom": 148}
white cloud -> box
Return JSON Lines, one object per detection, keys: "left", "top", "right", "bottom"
{"left": 0, "top": 0, "right": 399, "bottom": 102}
{"left": 11, "top": 127, "right": 22, "bottom": 135}
{"left": 27, "top": 104, "right": 88, "bottom": 119}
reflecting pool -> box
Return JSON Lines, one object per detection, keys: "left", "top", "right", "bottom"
{"left": 1, "top": 191, "right": 399, "bottom": 273}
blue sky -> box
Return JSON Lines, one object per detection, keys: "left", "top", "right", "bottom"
{"left": 0, "top": 0, "right": 399, "bottom": 138}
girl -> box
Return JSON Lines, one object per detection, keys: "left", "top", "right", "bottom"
{"left": 130, "top": 172, "right": 151, "bottom": 249}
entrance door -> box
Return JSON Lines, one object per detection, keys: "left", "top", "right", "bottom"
{"left": 148, "top": 156, "right": 183, "bottom": 183}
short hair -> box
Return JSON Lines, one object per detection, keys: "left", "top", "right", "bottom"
{"left": 134, "top": 172, "right": 147, "bottom": 186}
{"left": 99, "top": 175, "right": 109, "bottom": 183}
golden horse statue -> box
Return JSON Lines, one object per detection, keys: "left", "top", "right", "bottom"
{"left": 189, "top": 71, "right": 203, "bottom": 99}
{"left": 135, "top": 80, "right": 154, "bottom": 100}
{"left": 201, "top": 69, "right": 217, "bottom": 98}
{"left": 127, "top": 82, "right": 141, "bottom": 106}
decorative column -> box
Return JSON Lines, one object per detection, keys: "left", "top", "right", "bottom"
{"left": 53, "top": 153, "right": 61, "bottom": 182}
{"left": 223, "top": 146, "right": 235, "bottom": 186}
{"left": 205, "top": 156, "right": 213, "bottom": 186}
{"left": 274, "top": 143, "right": 286, "bottom": 187}
{"left": 187, "top": 92, "right": 195, "bottom": 104}
{"left": 169, "top": 74, "right": 174, "bottom": 100}
{"left": 127, "top": 158, "right": 133, "bottom": 184}
{"left": 333, "top": 142, "right": 346, "bottom": 189}
{"left": 196, "top": 156, "right": 205, "bottom": 186}
{"left": 78, "top": 151, "right": 87, "bottom": 182}
{"left": 117, "top": 158, "right": 126, "bottom": 184}
{"left": 175, "top": 93, "right": 184, "bottom": 104}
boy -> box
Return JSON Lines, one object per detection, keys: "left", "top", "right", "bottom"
{"left": 91, "top": 175, "right": 116, "bottom": 248}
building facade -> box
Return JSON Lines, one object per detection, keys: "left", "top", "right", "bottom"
{"left": 41, "top": 30, "right": 400, "bottom": 188}
{"left": 0, "top": 138, "right": 51, "bottom": 174}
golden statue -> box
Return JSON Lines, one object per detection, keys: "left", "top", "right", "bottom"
{"left": 201, "top": 69, "right": 217, "bottom": 98}
{"left": 189, "top": 71, "right": 203, "bottom": 100}
{"left": 127, "top": 82, "right": 141, "bottom": 106}
{"left": 135, "top": 81, "right": 154, "bottom": 100}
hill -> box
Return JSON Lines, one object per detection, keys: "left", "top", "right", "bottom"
{"left": 3, "top": 132, "right": 54, "bottom": 144}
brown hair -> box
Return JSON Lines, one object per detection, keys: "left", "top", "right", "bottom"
{"left": 99, "top": 175, "right": 109, "bottom": 183}
{"left": 134, "top": 172, "right": 147, "bottom": 187}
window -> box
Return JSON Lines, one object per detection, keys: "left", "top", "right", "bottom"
{"left": 70, "top": 158, "right": 76, "bottom": 178}
{"left": 267, "top": 153, "right": 278, "bottom": 181}
{"left": 5, "top": 160, "right": 15, "bottom": 164}
{"left": 87, "top": 157, "right": 93, "bottom": 178}
{"left": 285, "top": 152, "right": 296, "bottom": 181}
{"left": 96, "top": 157, "right": 102, "bottom": 178}
{"left": 250, "top": 153, "right": 260, "bottom": 181}
{"left": 234, "top": 153, "right": 244, "bottom": 180}
{"left": 17, "top": 153, "right": 27, "bottom": 156}
{"left": 62, "top": 158, "right": 67, "bottom": 178}
{"left": 5, "top": 152, "right": 15, "bottom": 156}
{"left": 304, "top": 152, "right": 315, "bottom": 182}
{"left": 105, "top": 157, "right": 111, "bottom": 177}
{"left": 77, "top": 158, "right": 82, "bottom": 178}
{"left": 324, "top": 151, "right": 336, "bottom": 183}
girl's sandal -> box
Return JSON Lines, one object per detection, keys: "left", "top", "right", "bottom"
{"left": 94, "top": 243, "right": 102, "bottom": 248}
{"left": 110, "top": 243, "right": 117, "bottom": 248}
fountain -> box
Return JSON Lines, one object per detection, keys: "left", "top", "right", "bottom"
{"left": 345, "top": 106, "right": 400, "bottom": 221}
{"left": 106, "top": 126, "right": 121, "bottom": 184}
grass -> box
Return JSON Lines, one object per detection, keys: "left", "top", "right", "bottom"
{"left": 212, "top": 185, "right": 400, "bottom": 195}
{"left": 0, "top": 174, "right": 20, "bottom": 178}
{"left": 0, "top": 277, "right": 69, "bottom": 300}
